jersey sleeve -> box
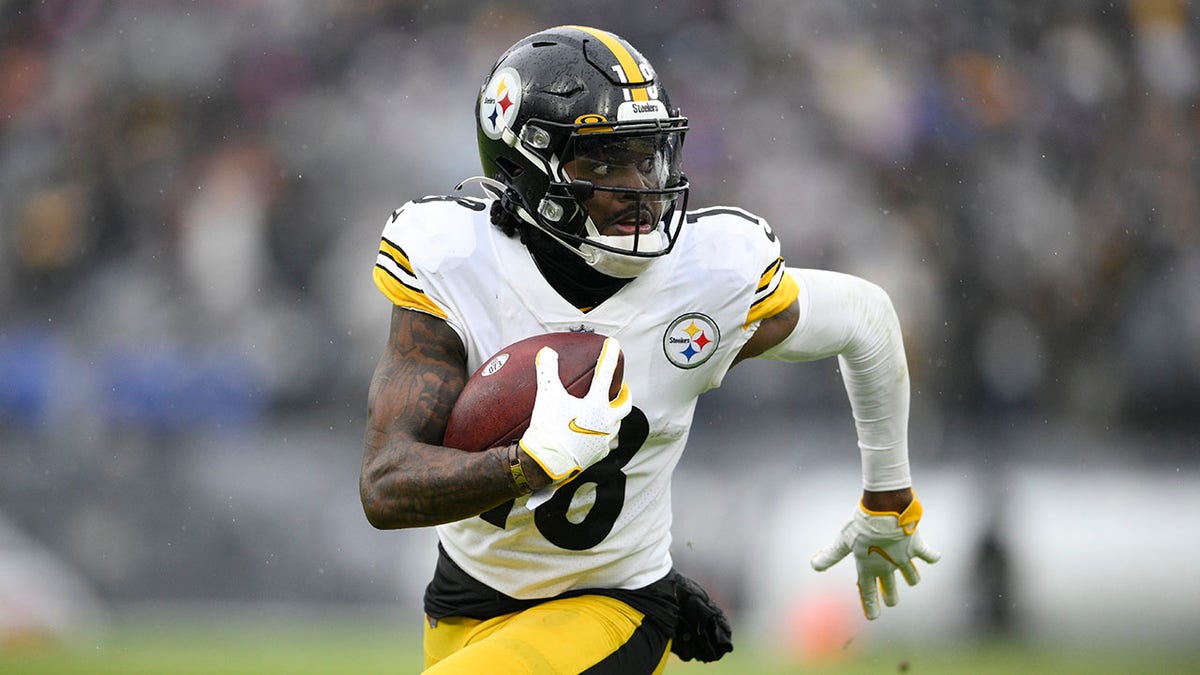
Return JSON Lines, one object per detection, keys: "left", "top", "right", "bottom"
{"left": 686, "top": 206, "right": 799, "bottom": 329}
{"left": 746, "top": 253, "right": 798, "bottom": 327}
{"left": 372, "top": 204, "right": 451, "bottom": 319}
{"left": 371, "top": 197, "right": 489, "bottom": 349}
{"left": 372, "top": 195, "right": 484, "bottom": 321}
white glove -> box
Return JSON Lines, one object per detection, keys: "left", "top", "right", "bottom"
{"left": 519, "top": 337, "right": 631, "bottom": 484}
{"left": 811, "top": 495, "right": 940, "bottom": 620}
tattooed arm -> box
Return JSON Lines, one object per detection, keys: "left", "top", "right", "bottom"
{"left": 360, "top": 306, "right": 552, "bottom": 529}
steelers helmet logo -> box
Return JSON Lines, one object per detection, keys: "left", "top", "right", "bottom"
{"left": 480, "top": 67, "right": 522, "bottom": 140}
{"left": 663, "top": 313, "right": 720, "bottom": 369}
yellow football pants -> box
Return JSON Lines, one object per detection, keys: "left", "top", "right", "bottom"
{"left": 423, "top": 594, "right": 671, "bottom": 674}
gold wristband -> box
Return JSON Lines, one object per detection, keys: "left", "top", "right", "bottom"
{"left": 508, "top": 442, "right": 532, "bottom": 495}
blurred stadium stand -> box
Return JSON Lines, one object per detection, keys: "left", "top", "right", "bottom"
{"left": 1, "top": 0, "right": 1198, "bottom": 651}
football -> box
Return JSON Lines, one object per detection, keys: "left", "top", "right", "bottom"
{"left": 442, "top": 332, "right": 624, "bottom": 452}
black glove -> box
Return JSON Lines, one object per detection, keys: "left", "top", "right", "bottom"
{"left": 670, "top": 570, "right": 733, "bottom": 663}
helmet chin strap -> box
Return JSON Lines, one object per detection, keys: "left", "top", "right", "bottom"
{"left": 579, "top": 231, "right": 667, "bottom": 278}
{"left": 515, "top": 206, "right": 664, "bottom": 279}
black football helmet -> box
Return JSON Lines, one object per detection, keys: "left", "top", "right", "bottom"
{"left": 472, "top": 25, "right": 689, "bottom": 278}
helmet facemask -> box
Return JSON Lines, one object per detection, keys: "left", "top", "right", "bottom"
{"left": 515, "top": 118, "right": 689, "bottom": 278}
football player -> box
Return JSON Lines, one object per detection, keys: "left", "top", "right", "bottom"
{"left": 362, "top": 25, "right": 939, "bottom": 674}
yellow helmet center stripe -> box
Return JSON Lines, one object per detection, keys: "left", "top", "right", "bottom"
{"left": 564, "top": 25, "right": 650, "bottom": 102}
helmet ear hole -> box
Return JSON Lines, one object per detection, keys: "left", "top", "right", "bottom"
{"left": 494, "top": 156, "right": 524, "bottom": 180}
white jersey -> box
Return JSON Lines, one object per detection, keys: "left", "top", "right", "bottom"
{"left": 373, "top": 195, "right": 798, "bottom": 599}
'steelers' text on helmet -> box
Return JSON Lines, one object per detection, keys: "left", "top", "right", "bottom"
{"left": 474, "top": 25, "right": 689, "bottom": 278}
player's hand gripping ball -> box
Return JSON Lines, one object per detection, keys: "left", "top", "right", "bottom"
{"left": 443, "top": 332, "right": 626, "bottom": 458}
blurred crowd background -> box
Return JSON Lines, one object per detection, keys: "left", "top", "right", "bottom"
{"left": 1, "top": 0, "right": 1198, "bottom": 655}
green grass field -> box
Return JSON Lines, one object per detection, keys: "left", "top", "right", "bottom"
{"left": 2, "top": 617, "right": 1197, "bottom": 674}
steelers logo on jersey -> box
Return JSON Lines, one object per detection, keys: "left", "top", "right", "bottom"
{"left": 663, "top": 313, "right": 720, "bottom": 369}
{"left": 480, "top": 67, "right": 522, "bottom": 140}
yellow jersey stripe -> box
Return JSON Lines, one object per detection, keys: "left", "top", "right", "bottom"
{"left": 566, "top": 25, "right": 650, "bottom": 102}
{"left": 380, "top": 237, "right": 413, "bottom": 275}
{"left": 746, "top": 268, "right": 799, "bottom": 327}
{"left": 757, "top": 257, "right": 784, "bottom": 293}
{"left": 372, "top": 266, "right": 448, "bottom": 318}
